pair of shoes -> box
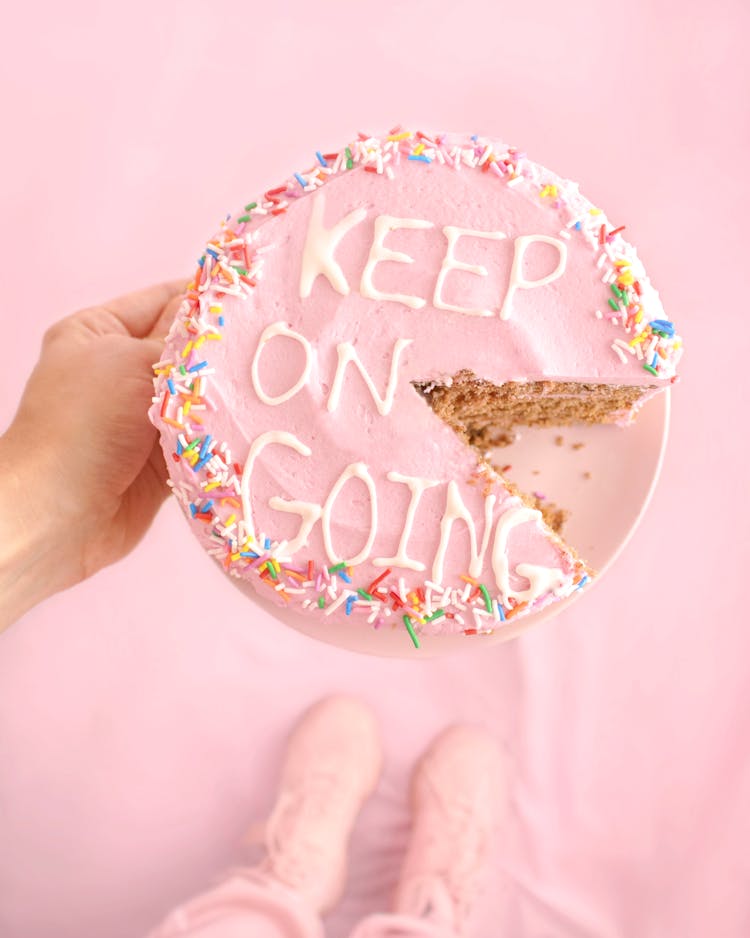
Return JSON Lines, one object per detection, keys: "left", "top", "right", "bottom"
{"left": 258, "top": 697, "right": 506, "bottom": 935}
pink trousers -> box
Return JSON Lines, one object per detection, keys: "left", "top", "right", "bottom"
{"left": 148, "top": 870, "right": 456, "bottom": 938}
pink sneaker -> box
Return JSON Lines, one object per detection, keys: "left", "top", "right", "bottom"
{"left": 393, "top": 725, "right": 507, "bottom": 935}
{"left": 259, "top": 696, "right": 383, "bottom": 915}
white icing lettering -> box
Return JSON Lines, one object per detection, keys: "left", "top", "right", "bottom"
{"left": 499, "top": 235, "right": 567, "bottom": 320}
{"left": 268, "top": 497, "right": 322, "bottom": 557}
{"left": 299, "top": 192, "right": 367, "bottom": 298}
{"left": 513, "top": 563, "right": 569, "bottom": 604}
{"left": 241, "top": 431, "right": 312, "bottom": 543}
{"left": 433, "top": 226, "right": 507, "bottom": 317}
{"left": 327, "top": 338, "right": 412, "bottom": 416}
{"left": 373, "top": 472, "right": 440, "bottom": 571}
{"left": 251, "top": 322, "right": 314, "bottom": 406}
{"left": 321, "top": 462, "right": 378, "bottom": 566}
{"left": 491, "top": 507, "right": 565, "bottom": 603}
{"left": 360, "top": 215, "right": 433, "bottom": 309}
{"left": 432, "top": 482, "right": 496, "bottom": 585}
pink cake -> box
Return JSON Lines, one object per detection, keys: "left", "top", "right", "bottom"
{"left": 150, "top": 129, "right": 681, "bottom": 648}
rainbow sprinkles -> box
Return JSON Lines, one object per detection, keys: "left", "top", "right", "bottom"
{"left": 150, "top": 127, "right": 681, "bottom": 648}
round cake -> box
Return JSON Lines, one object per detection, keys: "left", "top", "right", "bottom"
{"left": 150, "top": 128, "right": 681, "bottom": 649}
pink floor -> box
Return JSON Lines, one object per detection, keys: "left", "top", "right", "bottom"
{"left": 1, "top": 3, "right": 748, "bottom": 937}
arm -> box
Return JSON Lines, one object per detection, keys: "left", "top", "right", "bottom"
{"left": 0, "top": 435, "right": 61, "bottom": 629}
{"left": 0, "top": 281, "right": 185, "bottom": 634}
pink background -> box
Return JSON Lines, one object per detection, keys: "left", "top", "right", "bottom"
{"left": 1, "top": 3, "right": 748, "bottom": 937}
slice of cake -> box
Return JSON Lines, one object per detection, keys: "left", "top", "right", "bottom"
{"left": 150, "top": 129, "right": 681, "bottom": 648}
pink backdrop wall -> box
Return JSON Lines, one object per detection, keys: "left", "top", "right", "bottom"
{"left": 1, "top": 3, "right": 748, "bottom": 937}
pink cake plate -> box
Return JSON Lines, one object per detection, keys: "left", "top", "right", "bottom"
{"left": 229, "top": 392, "right": 670, "bottom": 658}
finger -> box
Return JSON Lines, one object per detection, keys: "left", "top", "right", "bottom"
{"left": 113, "top": 438, "right": 171, "bottom": 561}
{"left": 147, "top": 291, "right": 186, "bottom": 341}
{"left": 147, "top": 435, "right": 170, "bottom": 494}
{"left": 93, "top": 279, "right": 189, "bottom": 338}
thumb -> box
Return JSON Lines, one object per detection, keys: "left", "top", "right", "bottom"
{"left": 148, "top": 289, "right": 188, "bottom": 342}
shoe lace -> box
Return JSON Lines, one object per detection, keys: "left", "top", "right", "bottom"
{"left": 261, "top": 770, "right": 342, "bottom": 889}
{"left": 407, "top": 779, "right": 491, "bottom": 931}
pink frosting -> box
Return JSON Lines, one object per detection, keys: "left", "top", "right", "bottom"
{"left": 149, "top": 130, "right": 680, "bottom": 644}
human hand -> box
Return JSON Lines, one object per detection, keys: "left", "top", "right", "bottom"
{"left": 0, "top": 281, "right": 186, "bottom": 632}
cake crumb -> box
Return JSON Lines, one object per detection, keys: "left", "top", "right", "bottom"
{"left": 535, "top": 500, "right": 569, "bottom": 534}
{"left": 555, "top": 435, "right": 564, "bottom": 446}
{"left": 532, "top": 469, "right": 541, "bottom": 475}
{"left": 583, "top": 471, "right": 592, "bottom": 480}
{"left": 572, "top": 442, "right": 585, "bottom": 450}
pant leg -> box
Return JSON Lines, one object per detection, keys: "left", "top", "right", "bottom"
{"left": 147, "top": 868, "right": 325, "bottom": 938}
{"left": 348, "top": 912, "right": 456, "bottom": 938}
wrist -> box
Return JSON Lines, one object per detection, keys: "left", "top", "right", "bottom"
{"left": 0, "top": 431, "right": 79, "bottom": 632}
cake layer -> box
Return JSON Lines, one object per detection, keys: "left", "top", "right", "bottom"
{"left": 416, "top": 373, "right": 657, "bottom": 448}
{"left": 150, "top": 129, "right": 681, "bottom": 646}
